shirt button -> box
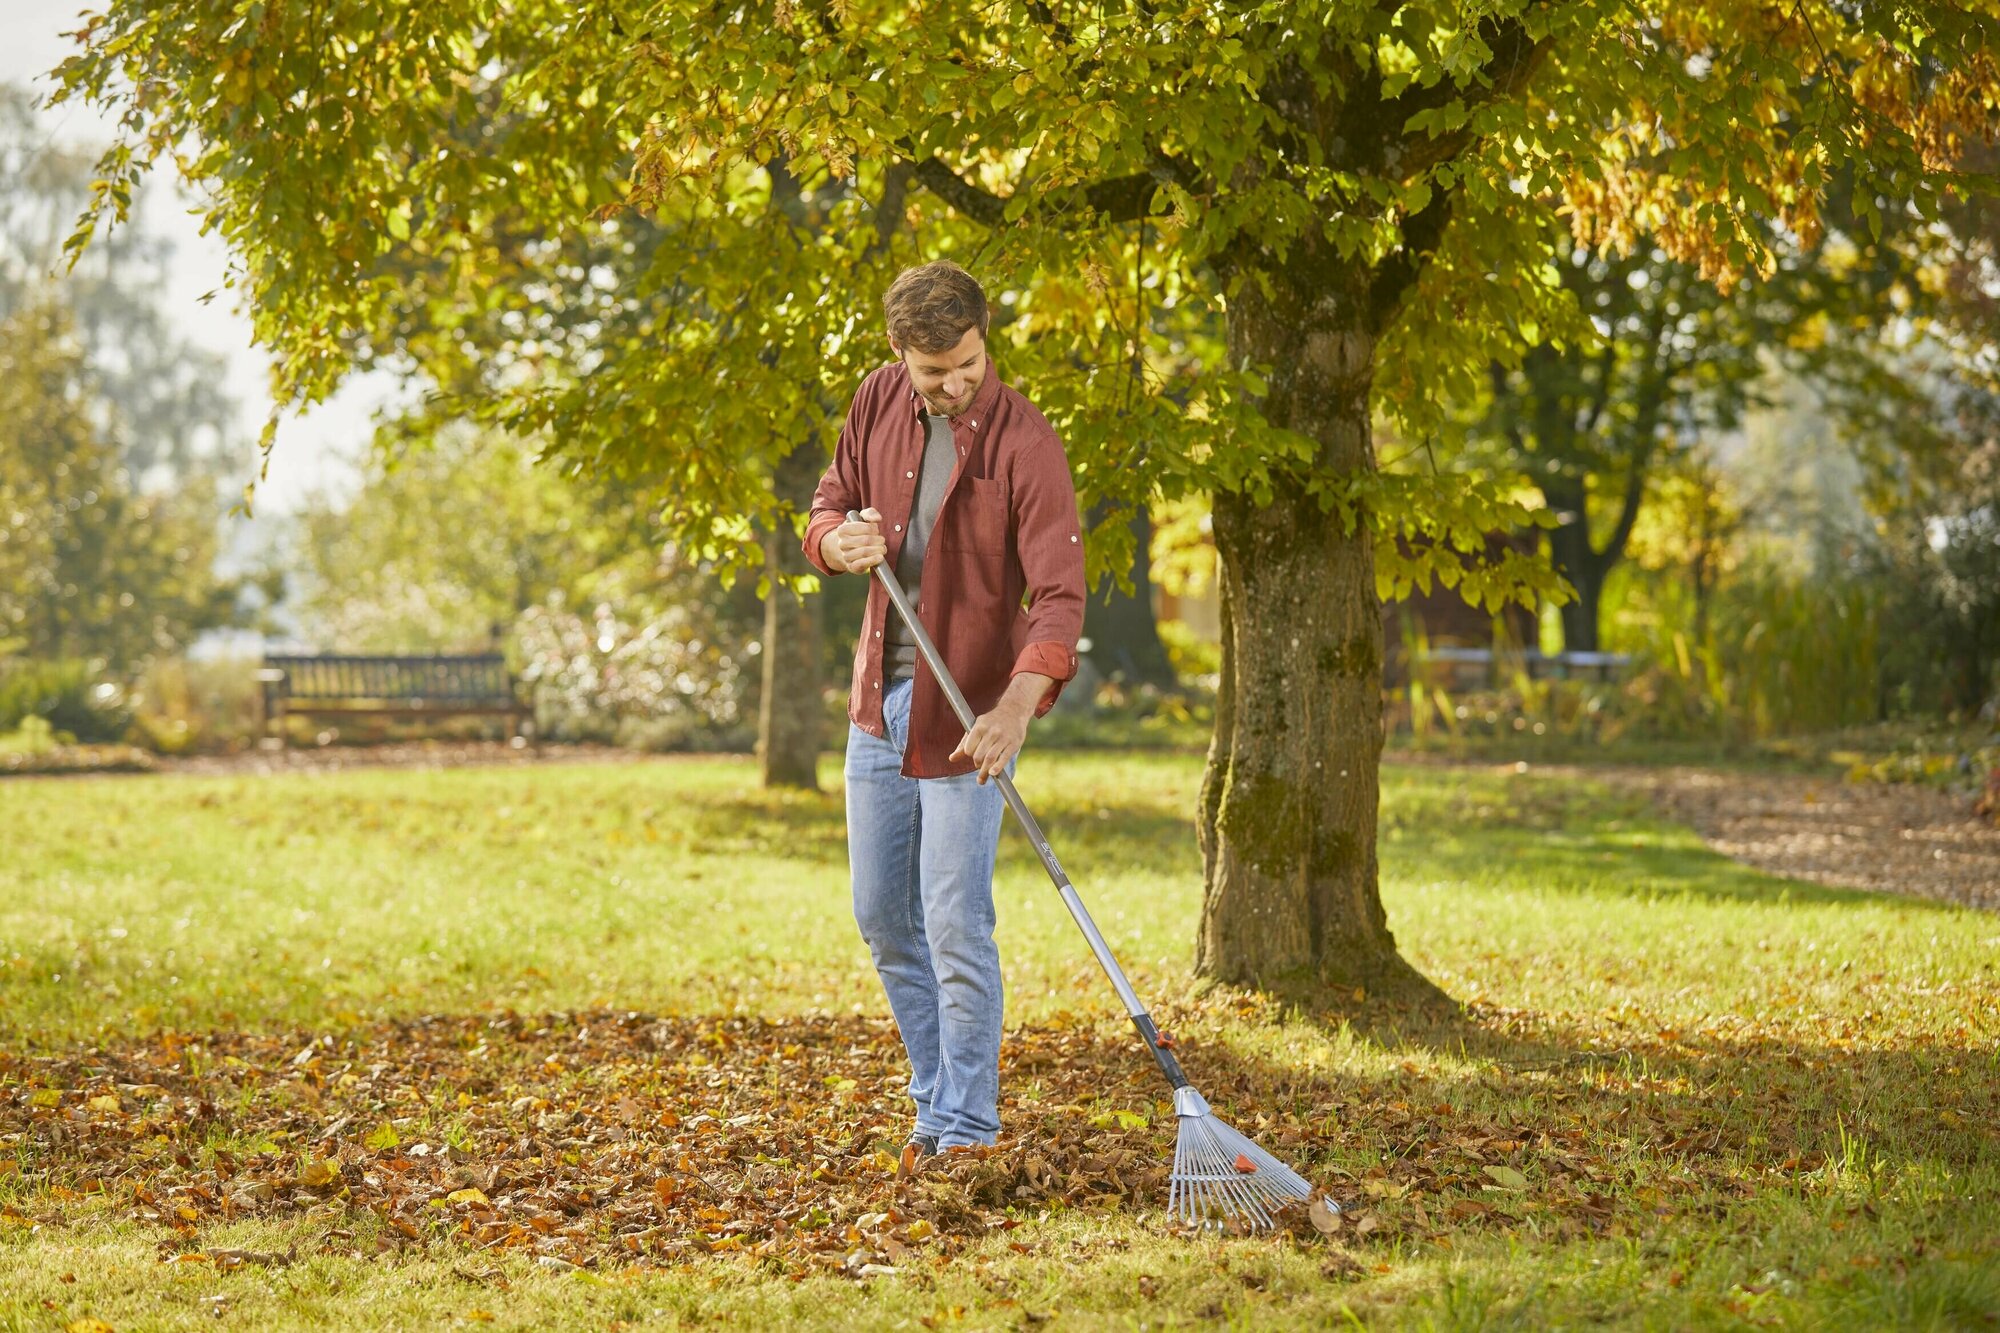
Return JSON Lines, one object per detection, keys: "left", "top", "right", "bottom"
{"left": 1070, "top": 535, "right": 1079, "bottom": 542}
{"left": 875, "top": 630, "right": 882, "bottom": 638}
{"left": 894, "top": 524, "right": 902, "bottom": 531}
{"left": 906, "top": 471, "right": 914, "bottom": 479}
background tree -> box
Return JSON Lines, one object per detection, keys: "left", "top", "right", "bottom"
{"left": 1, "top": 86, "right": 236, "bottom": 485}
{"left": 289, "top": 418, "right": 764, "bottom": 741}
{"left": 1475, "top": 182, "right": 1964, "bottom": 653}
{"left": 55, "top": 1, "right": 2000, "bottom": 1000}
{"left": 289, "top": 421, "right": 665, "bottom": 651}
{"left": 0, "top": 299, "right": 239, "bottom": 669}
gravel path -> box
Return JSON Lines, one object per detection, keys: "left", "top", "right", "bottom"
{"left": 1613, "top": 766, "right": 2000, "bottom": 910}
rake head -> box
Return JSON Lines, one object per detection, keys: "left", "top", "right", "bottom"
{"left": 1167, "top": 1086, "right": 1315, "bottom": 1231}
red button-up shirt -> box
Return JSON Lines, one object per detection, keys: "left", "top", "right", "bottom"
{"left": 803, "top": 355, "right": 1086, "bottom": 779}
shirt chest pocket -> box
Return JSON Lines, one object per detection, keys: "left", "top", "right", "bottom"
{"left": 942, "top": 476, "right": 1009, "bottom": 557}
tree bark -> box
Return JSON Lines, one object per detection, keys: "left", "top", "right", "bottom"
{"left": 757, "top": 437, "right": 826, "bottom": 789}
{"left": 1082, "top": 502, "right": 1178, "bottom": 690}
{"left": 1195, "top": 258, "right": 1439, "bottom": 1003}
{"left": 1545, "top": 501, "right": 1607, "bottom": 654}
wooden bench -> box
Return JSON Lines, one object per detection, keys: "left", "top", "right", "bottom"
{"left": 259, "top": 654, "right": 530, "bottom": 741}
{"left": 1416, "top": 647, "right": 1633, "bottom": 691}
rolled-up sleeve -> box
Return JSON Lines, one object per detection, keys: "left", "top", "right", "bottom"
{"left": 1010, "top": 430, "right": 1087, "bottom": 716}
{"left": 801, "top": 399, "right": 867, "bottom": 578}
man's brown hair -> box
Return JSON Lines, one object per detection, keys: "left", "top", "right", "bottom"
{"left": 882, "top": 261, "right": 989, "bottom": 355}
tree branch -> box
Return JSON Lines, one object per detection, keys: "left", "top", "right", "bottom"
{"left": 1596, "top": 301, "right": 1677, "bottom": 562}
{"left": 1360, "top": 12, "right": 1556, "bottom": 332}
{"left": 1365, "top": 185, "right": 1454, "bottom": 333}
{"left": 898, "top": 139, "right": 1202, "bottom": 229}
{"left": 1376, "top": 14, "right": 1551, "bottom": 179}
{"left": 1577, "top": 338, "right": 1619, "bottom": 436}
{"left": 865, "top": 160, "right": 913, "bottom": 258}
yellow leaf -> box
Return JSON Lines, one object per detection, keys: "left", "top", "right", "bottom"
{"left": 67, "top": 1321, "right": 117, "bottom": 1333}
{"left": 1013, "top": 72, "right": 1034, "bottom": 95}
{"left": 365, "top": 1122, "right": 400, "bottom": 1151}
{"left": 905, "top": 1218, "right": 935, "bottom": 1241}
{"left": 1483, "top": 1165, "right": 1528, "bottom": 1190}
{"left": 448, "top": 1188, "right": 490, "bottom": 1206}
{"left": 87, "top": 1095, "right": 121, "bottom": 1113}
{"left": 1088, "top": 1109, "right": 1148, "bottom": 1130}
{"left": 300, "top": 1159, "right": 340, "bottom": 1188}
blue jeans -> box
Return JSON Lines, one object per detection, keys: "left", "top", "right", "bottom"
{"left": 844, "top": 676, "right": 1013, "bottom": 1147}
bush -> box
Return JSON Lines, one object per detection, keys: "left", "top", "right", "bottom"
{"left": 128, "top": 655, "right": 266, "bottom": 755}
{"left": 514, "top": 594, "right": 754, "bottom": 749}
{"left": 0, "top": 716, "right": 156, "bottom": 774}
{"left": 0, "top": 659, "right": 131, "bottom": 743}
{"left": 1155, "top": 618, "right": 1221, "bottom": 688}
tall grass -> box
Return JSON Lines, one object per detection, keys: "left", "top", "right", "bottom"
{"left": 1605, "top": 555, "right": 1884, "bottom": 741}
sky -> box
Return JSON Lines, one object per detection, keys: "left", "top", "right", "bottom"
{"left": 1, "top": 0, "right": 400, "bottom": 518}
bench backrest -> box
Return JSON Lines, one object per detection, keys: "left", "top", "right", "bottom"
{"left": 261, "top": 654, "right": 519, "bottom": 703}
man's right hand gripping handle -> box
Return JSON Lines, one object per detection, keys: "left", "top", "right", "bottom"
{"left": 823, "top": 507, "right": 886, "bottom": 574}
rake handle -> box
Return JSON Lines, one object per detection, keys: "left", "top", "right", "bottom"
{"left": 844, "top": 510, "right": 1189, "bottom": 1092}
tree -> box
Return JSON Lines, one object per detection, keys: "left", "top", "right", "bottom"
{"left": 288, "top": 422, "right": 670, "bottom": 651}
{"left": 1475, "top": 179, "right": 1966, "bottom": 653}
{"left": 0, "top": 299, "right": 239, "bottom": 669}
{"left": 0, "top": 86, "right": 237, "bottom": 485}
{"left": 55, "top": 1, "right": 2000, "bottom": 999}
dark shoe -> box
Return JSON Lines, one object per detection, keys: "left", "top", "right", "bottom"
{"left": 897, "top": 1133, "right": 939, "bottom": 1179}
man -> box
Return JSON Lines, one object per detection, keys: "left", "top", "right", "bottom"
{"left": 802, "top": 260, "right": 1086, "bottom": 1169}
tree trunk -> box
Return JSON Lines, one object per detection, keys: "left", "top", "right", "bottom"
{"left": 758, "top": 438, "right": 826, "bottom": 789}
{"left": 1083, "top": 502, "right": 1178, "bottom": 690}
{"left": 1550, "top": 535, "right": 1607, "bottom": 654}
{"left": 1543, "top": 482, "right": 1608, "bottom": 654}
{"left": 1195, "top": 263, "right": 1439, "bottom": 1003}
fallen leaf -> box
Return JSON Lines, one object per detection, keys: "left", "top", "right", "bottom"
{"left": 1309, "top": 1197, "right": 1343, "bottom": 1234}
{"left": 1483, "top": 1165, "right": 1528, "bottom": 1191}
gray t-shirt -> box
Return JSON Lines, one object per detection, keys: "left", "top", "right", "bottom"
{"left": 885, "top": 410, "right": 958, "bottom": 679}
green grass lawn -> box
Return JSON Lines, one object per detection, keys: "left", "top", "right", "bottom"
{"left": 2, "top": 752, "right": 1996, "bottom": 1330}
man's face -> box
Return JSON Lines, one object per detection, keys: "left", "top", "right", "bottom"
{"left": 891, "top": 323, "right": 986, "bottom": 417}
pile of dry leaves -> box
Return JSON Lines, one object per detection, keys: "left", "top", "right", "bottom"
{"left": 0, "top": 1009, "right": 1754, "bottom": 1279}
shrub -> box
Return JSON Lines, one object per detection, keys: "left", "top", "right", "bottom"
{"left": 514, "top": 595, "right": 753, "bottom": 749}
{"left": 128, "top": 655, "right": 266, "bottom": 755}
{"left": 0, "top": 659, "right": 131, "bottom": 743}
